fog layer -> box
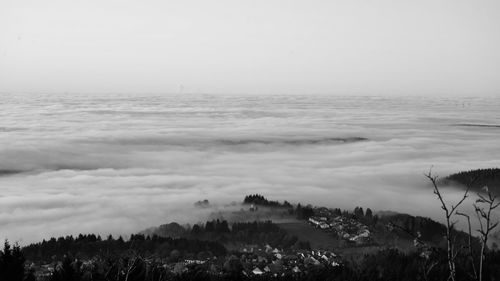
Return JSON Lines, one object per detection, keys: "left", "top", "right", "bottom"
{"left": 1, "top": 94, "right": 499, "bottom": 244}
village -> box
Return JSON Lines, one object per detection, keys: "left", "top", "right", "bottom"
{"left": 32, "top": 244, "right": 341, "bottom": 279}
{"left": 26, "top": 198, "right": 380, "bottom": 279}
{"left": 30, "top": 203, "right": 375, "bottom": 279}
{"left": 307, "top": 207, "right": 372, "bottom": 245}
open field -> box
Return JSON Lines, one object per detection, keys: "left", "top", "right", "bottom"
{"left": 278, "top": 221, "right": 383, "bottom": 259}
{"left": 278, "top": 221, "right": 342, "bottom": 250}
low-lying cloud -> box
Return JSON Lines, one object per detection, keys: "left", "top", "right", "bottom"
{"left": 1, "top": 94, "right": 500, "bottom": 244}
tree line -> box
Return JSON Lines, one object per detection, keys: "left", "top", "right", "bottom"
{"left": 22, "top": 234, "right": 227, "bottom": 264}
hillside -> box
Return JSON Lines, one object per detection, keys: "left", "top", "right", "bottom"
{"left": 11, "top": 194, "right": 496, "bottom": 280}
{"left": 443, "top": 168, "right": 500, "bottom": 196}
{"left": 140, "top": 196, "right": 470, "bottom": 254}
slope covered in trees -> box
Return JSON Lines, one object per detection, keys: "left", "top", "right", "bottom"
{"left": 3, "top": 194, "right": 498, "bottom": 280}
{"left": 243, "top": 194, "right": 292, "bottom": 208}
{"left": 22, "top": 234, "right": 227, "bottom": 264}
{"left": 443, "top": 168, "right": 500, "bottom": 196}
{"left": 143, "top": 220, "right": 311, "bottom": 251}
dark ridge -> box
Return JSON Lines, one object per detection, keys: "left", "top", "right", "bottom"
{"left": 453, "top": 123, "right": 500, "bottom": 128}
{"left": 0, "top": 127, "right": 27, "bottom": 132}
{"left": 442, "top": 168, "right": 500, "bottom": 196}
{"left": 1, "top": 166, "right": 113, "bottom": 177}
{"left": 52, "top": 165, "right": 104, "bottom": 171}
{"left": 219, "top": 137, "right": 368, "bottom": 146}
{"left": 243, "top": 194, "right": 292, "bottom": 208}
{"left": 0, "top": 169, "right": 25, "bottom": 176}
{"left": 80, "top": 136, "right": 368, "bottom": 147}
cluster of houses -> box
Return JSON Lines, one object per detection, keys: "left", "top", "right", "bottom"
{"left": 236, "top": 244, "right": 340, "bottom": 276}
{"left": 165, "top": 244, "right": 341, "bottom": 277}
{"left": 30, "top": 245, "right": 341, "bottom": 279}
{"left": 308, "top": 208, "right": 372, "bottom": 245}
{"left": 32, "top": 264, "right": 53, "bottom": 279}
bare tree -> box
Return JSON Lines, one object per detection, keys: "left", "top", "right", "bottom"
{"left": 456, "top": 211, "right": 478, "bottom": 280}
{"left": 426, "top": 169, "right": 470, "bottom": 281}
{"left": 473, "top": 187, "right": 499, "bottom": 281}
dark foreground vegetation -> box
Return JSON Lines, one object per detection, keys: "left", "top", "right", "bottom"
{"left": 2, "top": 238, "right": 500, "bottom": 281}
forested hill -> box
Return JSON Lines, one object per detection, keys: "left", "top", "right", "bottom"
{"left": 10, "top": 194, "right": 498, "bottom": 281}
{"left": 141, "top": 220, "right": 311, "bottom": 251}
{"left": 443, "top": 168, "right": 500, "bottom": 196}
{"left": 377, "top": 213, "right": 477, "bottom": 248}
{"left": 22, "top": 234, "right": 227, "bottom": 263}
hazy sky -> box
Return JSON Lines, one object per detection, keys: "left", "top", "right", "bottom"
{"left": 1, "top": 0, "right": 499, "bottom": 95}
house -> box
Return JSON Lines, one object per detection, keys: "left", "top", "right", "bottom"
{"left": 319, "top": 223, "right": 329, "bottom": 229}
{"left": 252, "top": 267, "right": 264, "bottom": 275}
{"left": 265, "top": 244, "right": 273, "bottom": 253}
{"left": 309, "top": 217, "right": 321, "bottom": 226}
{"left": 257, "top": 256, "right": 268, "bottom": 263}
{"left": 184, "top": 259, "right": 205, "bottom": 265}
{"left": 304, "top": 257, "right": 320, "bottom": 266}
{"left": 350, "top": 230, "right": 371, "bottom": 244}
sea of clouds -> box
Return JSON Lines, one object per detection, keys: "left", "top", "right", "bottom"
{"left": 1, "top": 93, "right": 499, "bottom": 244}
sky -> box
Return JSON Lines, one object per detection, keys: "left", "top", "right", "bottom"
{"left": 1, "top": 0, "right": 500, "bottom": 96}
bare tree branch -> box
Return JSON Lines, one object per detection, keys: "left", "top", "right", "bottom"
{"left": 456, "top": 211, "right": 478, "bottom": 280}
{"left": 473, "top": 187, "right": 499, "bottom": 281}
{"left": 425, "top": 167, "right": 470, "bottom": 281}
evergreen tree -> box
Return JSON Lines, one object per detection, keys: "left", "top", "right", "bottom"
{"left": 0, "top": 240, "right": 25, "bottom": 281}
{"left": 365, "top": 208, "right": 373, "bottom": 219}
{"left": 354, "top": 207, "right": 364, "bottom": 218}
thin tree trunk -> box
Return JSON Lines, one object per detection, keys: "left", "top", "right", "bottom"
{"left": 426, "top": 169, "right": 469, "bottom": 281}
